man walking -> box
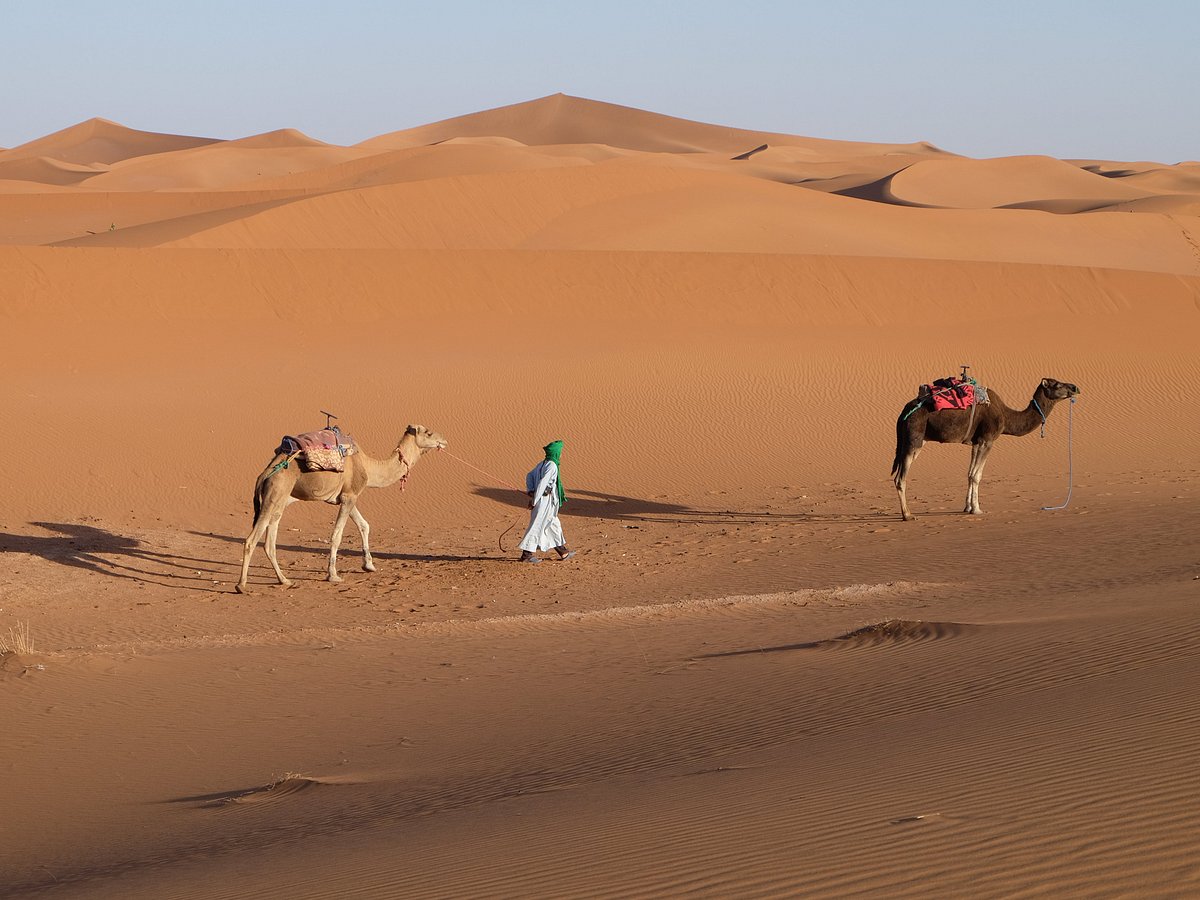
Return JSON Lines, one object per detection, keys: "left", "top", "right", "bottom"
{"left": 518, "top": 439, "right": 576, "bottom": 563}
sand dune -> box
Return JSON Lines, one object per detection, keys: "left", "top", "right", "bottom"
{"left": 3, "top": 95, "right": 1200, "bottom": 899}
{"left": 885, "top": 155, "right": 1158, "bottom": 209}
{"left": 50, "top": 163, "right": 1200, "bottom": 276}
{"left": 1106, "top": 164, "right": 1200, "bottom": 195}
{"left": 0, "top": 117, "right": 216, "bottom": 166}
{"left": 0, "top": 155, "right": 107, "bottom": 187}
{"left": 78, "top": 140, "right": 378, "bottom": 192}
{"left": 220, "top": 127, "right": 331, "bottom": 149}
{"left": 1096, "top": 194, "right": 1200, "bottom": 215}
{"left": 360, "top": 92, "right": 949, "bottom": 160}
{"left": 217, "top": 141, "right": 599, "bottom": 194}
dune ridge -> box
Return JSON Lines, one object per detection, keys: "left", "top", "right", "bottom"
{"left": 358, "top": 92, "right": 949, "bottom": 159}
{"left": 0, "top": 117, "right": 217, "bottom": 167}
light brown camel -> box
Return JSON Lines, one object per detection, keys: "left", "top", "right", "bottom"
{"left": 891, "top": 377, "right": 1079, "bottom": 521}
{"left": 236, "top": 424, "right": 447, "bottom": 593}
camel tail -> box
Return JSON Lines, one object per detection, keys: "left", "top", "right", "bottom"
{"left": 892, "top": 403, "right": 920, "bottom": 476}
{"left": 252, "top": 454, "right": 284, "bottom": 521}
{"left": 253, "top": 472, "right": 266, "bottom": 521}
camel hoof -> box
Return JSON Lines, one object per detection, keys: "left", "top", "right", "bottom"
{"left": 328, "top": 574, "right": 343, "bottom": 584}
{"left": 363, "top": 562, "right": 376, "bottom": 573}
{"left": 902, "top": 514, "right": 916, "bottom": 522}
{"left": 276, "top": 579, "right": 294, "bottom": 589}
{"left": 235, "top": 583, "right": 249, "bottom": 595}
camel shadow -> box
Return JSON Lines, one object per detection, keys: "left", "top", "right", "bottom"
{"left": 471, "top": 487, "right": 902, "bottom": 526}
{"left": 189, "top": 531, "right": 503, "bottom": 564}
{"left": 2, "top": 522, "right": 230, "bottom": 592}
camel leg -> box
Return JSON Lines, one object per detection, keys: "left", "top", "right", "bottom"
{"left": 350, "top": 507, "right": 375, "bottom": 572}
{"left": 264, "top": 509, "right": 292, "bottom": 587}
{"left": 964, "top": 443, "right": 983, "bottom": 513}
{"left": 895, "top": 445, "right": 923, "bottom": 521}
{"left": 327, "top": 498, "right": 357, "bottom": 583}
{"left": 966, "top": 442, "right": 993, "bottom": 515}
{"left": 236, "top": 513, "right": 272, "bottom": 594}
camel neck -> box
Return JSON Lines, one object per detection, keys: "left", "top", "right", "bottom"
{"left": 1006, "top": 394, "right": 1055, "bottom": 437}
{"left": 363, "top": 438, "right": 419, "bottom": 488}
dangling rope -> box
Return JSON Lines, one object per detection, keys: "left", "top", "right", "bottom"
{"left": 1042, "top": 397, "right": 1076, "bottom": 511}
{"left": 441, "top": 450, "right": 528, "bottom": 551}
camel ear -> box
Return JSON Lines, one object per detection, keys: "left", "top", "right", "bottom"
{"left": 1041, "top": 378, "right": 1052, "bottom": 389}
{"left": 405, "top": 424, "right": 419, "bottom": 436}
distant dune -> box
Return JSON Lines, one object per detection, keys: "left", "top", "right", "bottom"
{"left": 359, "top": 92, "right": 950, "bottom": 159}
{"left": 885, "top": 155, "right": 1157, "bottom": 209}
{"left": 0, "top": 117, "right": 216, "bottom": 166}
{"left": 0, "top": 155, "right": 106, "bottom": 187}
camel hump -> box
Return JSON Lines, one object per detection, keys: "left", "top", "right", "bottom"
{"left": 916, "top": 375, "right": 989, "bottom": 414}
{"left": 277, "top": 427, "right": 358, "bottom": 473}
{"left": 285, "top": 428, "right": 357, "bottom": 454}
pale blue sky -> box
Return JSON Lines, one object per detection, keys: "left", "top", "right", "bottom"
{"left": 4, "top": 0, "right": 1196, "bottom": 162}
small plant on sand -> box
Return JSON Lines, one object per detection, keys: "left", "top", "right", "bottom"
{"left": 0, "top": 621, "right": 35, "bottom": 655}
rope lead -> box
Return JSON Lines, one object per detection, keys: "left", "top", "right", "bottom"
{"left": 1042, "top": 397, "right": 1076, "bottom": 511}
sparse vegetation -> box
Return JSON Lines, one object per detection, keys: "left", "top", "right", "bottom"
{"left": 0, "top": 621, "right": 34, "bottom": 655}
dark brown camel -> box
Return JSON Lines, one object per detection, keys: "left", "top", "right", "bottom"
{"left": 891, "top": 377, "right": 1079, "bottom": 521}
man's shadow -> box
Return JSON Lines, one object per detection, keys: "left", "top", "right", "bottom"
{"left": 1, "top": 522, "right": 229, "bottom": 591}
{"left": 471, "top": 487, "right": 893, "bottom": 525}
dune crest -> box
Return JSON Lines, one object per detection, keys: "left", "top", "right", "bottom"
{"left": 0, "top": 117, "right": 217, "bottom": 166}
{"left": 360, "top": 92, "right": 950, "bottom": 158}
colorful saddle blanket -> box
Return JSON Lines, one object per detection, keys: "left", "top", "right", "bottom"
{"left": 277, "top": 427, "right": 357, "bottom": 473}
{"left": 917, "top": 377, "right": 989, "bottom": 411}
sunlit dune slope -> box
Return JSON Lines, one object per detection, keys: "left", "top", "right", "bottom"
{"left": 0, "top": 117, "right": 217, "bottom": 166}
{"left": 359, "top": 93, "right": 949, "bottom": 160}
{"left": 0, "top": 155, "right": 106, "bottom": 188}
{"left": 50, "top": 162, "right": 1200, "bottom": 276}
{"left": 0, "top": 189, "right": 311, "bottom": 244}
{"left": 220, "top": 141, "right": 598, "bottom": 193}
{"left": 4, "top": 242, "right": 1199, "bottom": 530}
{"left": 884, "top": 156, "right": 1159, "bottom": 209}
{"left": 78, "top": 131, "right": 379, "bottom": 191}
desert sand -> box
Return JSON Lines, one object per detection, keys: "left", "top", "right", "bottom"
{"left": 2, "top": 94, "right": 1199, "bottom": 898}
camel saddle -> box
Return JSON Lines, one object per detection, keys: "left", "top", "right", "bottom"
{"left": 277, "top": 427, "right": 357, "bottom": 473}
{"left": 916, "top": 377, "right": 990, "bottom": 412}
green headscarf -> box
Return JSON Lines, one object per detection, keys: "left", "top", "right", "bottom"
{"left": 543, "top": 440, "right": 566, "bottom": 506}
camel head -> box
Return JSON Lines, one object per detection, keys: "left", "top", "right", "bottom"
{"left": 1038, "top": 378, "right": 1081, "bottom": 401}
{"left": 402, "top": 424, "right": 448, "bottom": 453}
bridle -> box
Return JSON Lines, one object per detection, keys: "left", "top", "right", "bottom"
{"left": 1032, "top": 396, "right": 1048, "bottom": 438}
{"left": 395, "top": 446, "right": 413, "bottom": 490}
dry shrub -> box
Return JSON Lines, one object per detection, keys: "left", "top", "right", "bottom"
{"left": 0, "top": 622, "right": 34, "bottom": 655}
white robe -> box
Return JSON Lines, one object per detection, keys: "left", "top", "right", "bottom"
{"left": 518, "top": 460, "right": 565, "bottom": 552}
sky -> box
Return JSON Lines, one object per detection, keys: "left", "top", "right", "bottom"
{"left": 3, "top": 0, "right": 1197, "bottom": 162}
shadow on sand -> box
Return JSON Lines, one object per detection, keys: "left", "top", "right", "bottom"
{"left": 471, "top": 487, "right": 907, "bottom": 526}
{"left": 192, "top": 531, "right": 504, "bottom": 565}
{"left": 2, "top": 522, "right": 229, "bottom": 592}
